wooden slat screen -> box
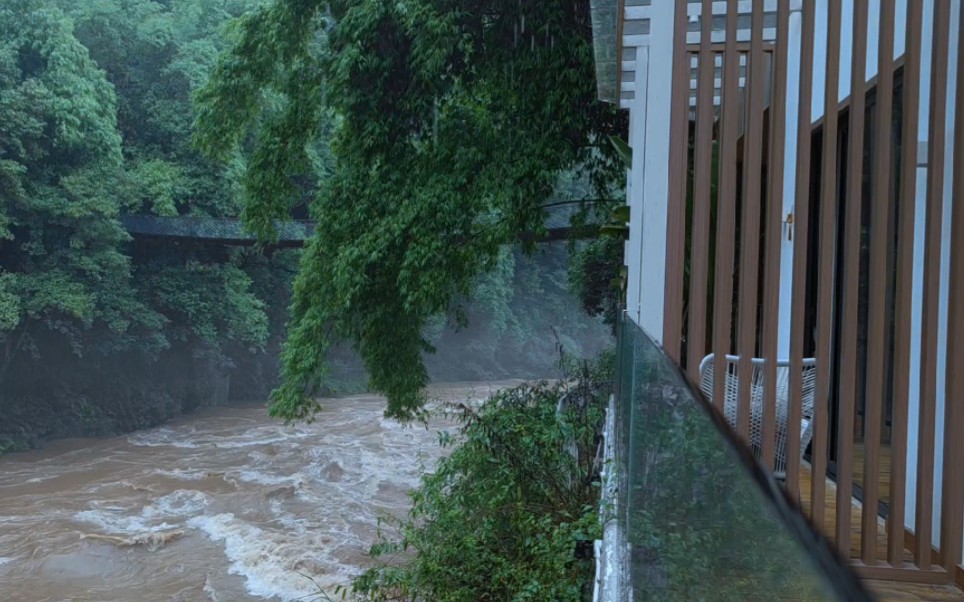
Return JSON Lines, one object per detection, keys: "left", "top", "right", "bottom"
{"left": 710, "top": 0, "right": 741, "bottom": 415}
{"left": 813, "top": 0, "right": 843, "bottom": 544}
{"left": 888, "top": 0, "right": 923, "bottom": 567}
{"left": 940, "top": 0, "right": 964, "bottom": 576}
{"left": 662, "top": 0, "right": 689, "bottom": 363}
{"left": 835, "top": 0, "right": 869, "bottom": 556}
{"left": 661, "top": 0, "right": 962, "bottom": 582}
{"left": 686, "top": 0, "right": 716, "bottom": 383}
{"left": 914, "top": 0, "right": 951, "bottom": 572}
{"left": 734, "top": 0, "right": 767, "bottom": 442}
{"left": 860, "top": 0, "right": 896, "bottom": 565}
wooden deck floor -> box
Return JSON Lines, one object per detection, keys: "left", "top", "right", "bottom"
{"left": 798, "top": 463, "right": 964, "bottom": 602}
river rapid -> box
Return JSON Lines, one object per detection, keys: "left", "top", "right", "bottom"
{"left": 0, "top": 382, "right": 521, "bottom": 602}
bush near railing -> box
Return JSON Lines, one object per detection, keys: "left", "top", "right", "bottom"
{"left": 348, "top": 354, "right": 613, "bottom": 602}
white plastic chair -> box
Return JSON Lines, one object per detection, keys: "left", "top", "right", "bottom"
{"left": 698, "top": 354, "right": 817, "bottom": 477}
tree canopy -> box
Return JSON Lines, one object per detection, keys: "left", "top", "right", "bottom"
{"left": 0, "top": 2, "right": 154, "bottom": 370}
{"left": 195, "top": 0, "right": 627, "bottom": 420}
{"left": 0, "top": 0, "right": 273, "bottom": 400}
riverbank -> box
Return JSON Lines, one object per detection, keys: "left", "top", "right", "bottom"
{"left": 1, "top": 323, "right": 611, "bottom": 456}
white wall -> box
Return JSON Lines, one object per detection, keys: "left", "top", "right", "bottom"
{"left": 777, "top": 8, "right": 803, "bottom": 357}
{"left": 808, "top": 0, "right": 901, "bottom": 122}
{"left": 624, "top": 2, "right": 676, "bottom": 342}
{"left": 780, "top": 0, "right": 908, "bottom": 356}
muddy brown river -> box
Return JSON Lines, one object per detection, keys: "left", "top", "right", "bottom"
{"left": 0, "top": 382, "right": 520, "bottom": 601}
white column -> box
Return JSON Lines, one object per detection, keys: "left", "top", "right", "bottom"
{"left": 904, "top": 166, "right": 928, "bottom": 533}
{"left": 633, "top": 1, "right": 676, "bottom": 341}
{"left": 903, "top": 0, "right": 937, "bottom": 538}
{"left": 625, "top": 46, "right": 650, "bottom": 327}
{"left": 777, "top": 7, "right": 804, "bottom": 357}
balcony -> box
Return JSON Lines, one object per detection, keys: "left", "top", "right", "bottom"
{"left": 600, "top": 315, "right": 964, "bottom": 601}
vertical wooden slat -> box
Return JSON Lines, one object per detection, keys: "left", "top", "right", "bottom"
{"left": 663, "top": 0, "right": 689, "bottom": 362}
{"left": 814, "top": 0, "right": 843, "bottom": 542}
{"left": 836, "top": 0, "right": 870, "bottom": 556}
{"left": 760, "top": 0, "right": 790, "bottom": 483}
{"left": 711, "top": 0, "right": 741, "bottom": 413}
{"left": 888, "top": 0, "right": 924, "bottom": 567}
{"left": 861, "top": 0, "right": 896, "bottom": 566}
{"left": 940, "top": 0, "right": 964, "bottom": 575}
{"left": 785, "top": 0, "right": 815, "bottom": 504}
{"left": 734, "top": 0, "right": 766, "bottom": 443}
{"left": 914, "top": 0, "right": 951, "bottom": 570}
{"left": 687, "top": 0, "right": 716, "bottom": 382}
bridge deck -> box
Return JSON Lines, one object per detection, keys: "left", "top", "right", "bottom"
{"left": 121, "top": 215, "right": 313, "bottom": 248}
{"left": 121, "top": 213, "right": 599, "bottom": 247}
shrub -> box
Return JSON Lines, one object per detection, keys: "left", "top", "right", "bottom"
{"left": 350, "top": 358, "right": 612, "bottom": 601}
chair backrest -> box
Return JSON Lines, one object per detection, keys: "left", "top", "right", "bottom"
{"left": 698, "top": 354, "right": 817, "bottom": 417}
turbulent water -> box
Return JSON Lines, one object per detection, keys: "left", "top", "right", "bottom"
{"left": 0, "top": 382, "right": 520, "bottom": 602}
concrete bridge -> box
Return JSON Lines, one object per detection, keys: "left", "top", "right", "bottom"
{"left": 120, "top": 212, "right": 600, "bottom": 248}
{"left": 120, "top": 215, "right": 314, "bottom": 248}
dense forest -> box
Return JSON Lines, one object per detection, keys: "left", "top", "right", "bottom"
{"left": 0, "top": 0, "right": 613, "bottom": 450}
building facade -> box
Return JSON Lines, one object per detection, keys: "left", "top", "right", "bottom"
{"left": 593, "top": 0, "right": 964, "bottom": 594}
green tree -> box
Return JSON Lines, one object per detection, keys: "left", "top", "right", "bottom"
{"left": 195, "top": 0, "right": 627, "bottom": 420}
{"left": 0, "top": 0, "right": 285, "bottom": 445}
{"left": 353, "top": 374, "right": 609, "bottom": 601}
{"left": 0, "top": 2, "right": 162, "bottom": 386}
{"left": 56, "top": 0, "right": 277, "bottom": 361}
{"left": 568, "top": 236, "right": 623, "bottom": 332}
{"left": 60, "top": 0, "right": 266, "bottom": 218}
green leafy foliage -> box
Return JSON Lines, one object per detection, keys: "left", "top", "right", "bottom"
{"left": 61, "top": 0, "right": 265, "bottom": 218}
{"left": 194, "top": 0, "right": 628, "bottom": 420}
{"left": 0, "top": 2, "right": 152, "bottom": 376}
{"left": 351, "top": 357, "right": 612, "bottom": 601}
{"left": 66, "top": 0, "right": 283, "bottom": 367}
{"left": 568, "top": 237, "right": 624, "bottom": 333}
{"left": 141, "top": 260, "right": 268, "bottom": 351}
{"left": 0, "top": 0, "right": 617, "bottom": 448}
{"left": 0, "top": 0, "right": 282, "bottom": 442}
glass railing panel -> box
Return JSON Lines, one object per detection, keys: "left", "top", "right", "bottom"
{"left": 614, "top": 314, "right": 871, "bottom": 601}
{"left": 588, "top": 0, "right": 619, "bottom": 103}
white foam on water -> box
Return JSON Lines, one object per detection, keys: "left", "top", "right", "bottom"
{"left": 0, "top": 557, "right": 13, "bottom": 566}
{"left": 152, "top": 468, "right": 208, "bottom": 481}
{"left": 129, "top": 425, "right": 310, "bottom": 450}
{"left": 268, "top": 499, "right": 311, "bottom": 532}
{"left": 75, "top": 490, "right": 208, "bottom": 534}
{"left": 127, "top": 428, "right": 200, "bottom": 448}
{"left": 75, "top": 508, "right": 178, "bottom": 534}
{"left": 188, "top": 513, "right": 338, "bottom": 601}
{"left": 209, "top": 434, "right": 292, "bottom": 449}
{"left": 230, "top": 470, "right": 305, "bottom": 488}
{"left": 143, "top": 490, "right": 209, "bottom": 518}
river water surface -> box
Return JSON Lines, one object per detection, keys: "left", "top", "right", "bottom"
{"left": 0, "top": 382, "right": 519, "bottom": 601}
